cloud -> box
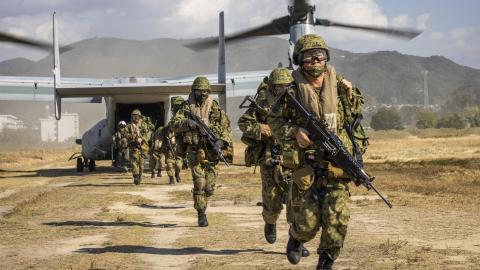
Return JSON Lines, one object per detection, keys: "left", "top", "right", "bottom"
{"left": 315, "top": 0, "right": 389, "bottom": 42}
{"left": 416, "top": 13, "right": 430, "bottom": 30}
{"left": 392, "top": 15, "right": 410, "bottom": 28}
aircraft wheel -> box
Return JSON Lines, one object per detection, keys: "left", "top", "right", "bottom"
{"left": 88, "top": 160, "right": 96, "bottom": 172}
{"left": 76, "top": 157, "right": 84, "bottom": 172}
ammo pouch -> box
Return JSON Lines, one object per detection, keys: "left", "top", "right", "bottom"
{"left": 183, "top": 131, "right": 200, "bottom": 145}
{"left": 292, "top": 165, "right": 314, "bottom": 191}
{"left": 282, "top": 140, "right": 300, "bottom": 169}
{"left": 244, "top": 145, "right": 257, "bottom": 167}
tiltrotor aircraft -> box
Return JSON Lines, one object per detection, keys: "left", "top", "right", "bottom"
{"left": 0, "top": 0, "right": 421, "bottom": 172}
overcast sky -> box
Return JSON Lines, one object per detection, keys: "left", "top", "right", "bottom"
{"left": 0, "top": 0, "right": 479, "bottom": 69}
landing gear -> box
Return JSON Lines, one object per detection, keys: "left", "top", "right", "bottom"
{"left": 76, "top": 157, "right": 84, "bottom": 172}
{"left": 88, "top": 159, "right": 96, "bottom": 172}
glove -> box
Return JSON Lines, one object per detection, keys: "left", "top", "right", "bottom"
{"left": 328, "top": 162, "right": 346, "bottom": 178}
{"left": 260, "top": 124, "right": 272, "bottom": 137}
{"left": 187, "top": 119, "right": 197, "bottom": 129}
{"left": 296, "top": 128, "right": 313, "bottom": 148}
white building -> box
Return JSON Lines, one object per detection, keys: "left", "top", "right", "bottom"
{"left": 0, "top": 115, "right": 25, "bottom": 132}
{"left": 40, "top": 113, "right": 79, "bottom": 142}
{"left": 40, "top": 117, "right": 56, "bottom": 142}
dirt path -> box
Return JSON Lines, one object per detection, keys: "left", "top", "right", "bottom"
{"left": 0, "top": 144, "right": 479, "bottom": 269}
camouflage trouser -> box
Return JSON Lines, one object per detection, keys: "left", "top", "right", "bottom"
{"left": 166, "top": 156, "right": 182, "bottom": 178}
{"left": 186, "top": 145, "right": 217, "bottom": 210}
{"left": 129, "top": 148, "right": 144, "bottom": 177}
{"left": 117, "top": 148, "right": 129, "bottom": 170}
{"left": 289, "top": 174, "right": 350, "bottom": 260}
{"left": 260, "top": 164, "right": 291, "bottom": 224}
{"left": 149, "top": 151, "right": 165, "bottom": 171}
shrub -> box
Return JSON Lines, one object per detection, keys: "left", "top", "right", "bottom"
{"left": 370, "top": 107, "right": 404, "bottom": 130}
{"left": 436, "top": 113, "right": 466, "bottom": 129}
{"left": 415, "top": 110, "right": 437, "bottom": 129}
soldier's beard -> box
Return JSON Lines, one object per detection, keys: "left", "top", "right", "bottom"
{"left": 303, "top": 64, "right": 326, "bottom": 78}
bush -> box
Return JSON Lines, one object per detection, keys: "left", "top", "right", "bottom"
{"left": 466, "top": 108, "right": 480, "bottom": 127}
{"left": 370, "top": 107, "right": 404, "bottom": 130}
{"left": 415, "top": 110, "right": 437, "bottom": 129}
{"left": 437, "top": 113, "right": 466, "bottom": 129}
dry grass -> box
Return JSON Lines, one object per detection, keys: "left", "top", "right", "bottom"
{"left": 0, "top": 130, "right": 479, "bottom": 269}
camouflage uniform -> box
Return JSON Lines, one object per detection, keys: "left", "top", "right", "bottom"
{"left": 238, "top": 69, "right": 294, "bottom": 238}
{"left": 153, "top": 124, "right": 182, "bottom": 184}
{"left": 171, "top": 77, "right": 233, "bottom": 227}
{"left": 267, "top": 34, "right": 366, "bottom": 267}
{"left": 112, "top": 122, "right": 129, "bottom": 172}
{"left": 126, "top": 109, "right": 151, "bottom": 185}
{"left": 162, "top": 96, "right": 187, "bottom": 184}
{"left": 150, "top": 126, "right": 165, "bottom": 178}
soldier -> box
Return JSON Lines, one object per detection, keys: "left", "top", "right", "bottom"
{"left": 112, "top": 120, "right": 129, "bottom": 172}
{"left": 162, "top": 96, "right": 186, "bottom": 184}
{"left": 238, "top": 68, "right": 309, "bottom": 258}
{"left": 171, "top": 77, "right": 233, "bottom": 227}
{"left": 267, "top": 34, "right": 367, "bottom": 269}
{"left": 125, "top": 109, "right": 150, "bottom": 185}
{"left": 156, "top": 124, "right": 182, "bottom": 184}
{"left": 149, "top": 124, "right": 166, "bottom": 179}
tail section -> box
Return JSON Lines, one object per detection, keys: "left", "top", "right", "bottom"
{"left": 53, "top": 11, "right": 62, "bottom": 120}
{"left": 218, "top": 11, "right": 227, "bottom": 111}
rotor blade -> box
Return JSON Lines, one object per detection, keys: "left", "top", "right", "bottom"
{"left": 0, "top": 30, "right": 73, "bottom": 52}
{"left": 186, "top": 16, "right": 290, "bottom": 51}
{"left": 315, "top": 18, "right": 422, "bottom": 40}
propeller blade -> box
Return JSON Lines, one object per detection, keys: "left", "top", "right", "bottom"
{"left": 0, "top": 30, "right": 73, "bottom": 52}
{"left": 186, "top": 16, "right": 290, "bottom": 51}
{"left": 315, "top": 18, "right": 422, "bottom": 40}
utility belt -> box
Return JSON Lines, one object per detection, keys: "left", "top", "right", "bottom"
{"left": 292, "top": 149, "right": 350, "bottom": 193}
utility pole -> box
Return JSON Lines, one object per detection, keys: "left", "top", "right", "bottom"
{"left": 422, "top": 70, "right": 429, "bottom": 109}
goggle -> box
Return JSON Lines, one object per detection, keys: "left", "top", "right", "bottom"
{"left": 302, "top": 50, "right": 327, "bottom": 64}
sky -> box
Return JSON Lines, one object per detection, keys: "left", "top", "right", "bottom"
{"left": 0, "top": 0, "right": 479, "bottom": 69}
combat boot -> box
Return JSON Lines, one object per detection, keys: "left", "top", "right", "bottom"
{"left": 301, "top": 245, "right": 310, "bottom": 257}
{"left": 157, "top": 169, "right": 163, "bottom": 177}
{"left": 264, "top": 223, "right": 276, "bottom": 244}
{"left": 151, "top": 170, "right": 156, "bottom": 178}
{"left": 169, "top": 176, "right": 175, "bottom": 185}
{"left": 133, "top": 175, "right": 140, "bottom": 185}
{"left": 175, "top": 172, "right": 181, "bottom": 183}
{"left": 316, "top": 252, "right": 334, "bottom": 270}
{"left": 197, "top": 209, "right": 208, "bottom": 227}
{"left": 286, "top": 235, "right": 302, "bottom": 265}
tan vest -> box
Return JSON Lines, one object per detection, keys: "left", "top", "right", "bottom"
{"left": 292, "top": 65, "right": 338, "bottom": 133}
{"left": 187, "top": 94, "right": 214, "bottom": 126}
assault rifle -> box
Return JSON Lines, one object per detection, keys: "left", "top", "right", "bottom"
{"left": 163, "top": 127, "right": 178, "bottom": 161}
{"left": 183, "top": 108, "right": 230, "bottom": 167}
{"left": 282, "top": 90, "right": 393, "bottom": 208}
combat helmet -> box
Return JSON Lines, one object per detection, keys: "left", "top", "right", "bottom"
{"left": 269, "top": 68, "right": 294, "bottom": 85}
{"left": 191, "top": 76, "right": 211, "bottom": 92}
{"left": 293, "top": 34, "right": 330, "bottom": 65}
{"left": 118, "top": 120, "right": 127, "bottom": 127}
{"left": 131, "top": 109, "right": 142, "bottom": 116}
{"left": 171, "top": 96, "right": 185, "bottom": 112}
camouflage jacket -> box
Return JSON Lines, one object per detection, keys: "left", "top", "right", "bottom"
{"left": 171, "top": 95, "right": 232, "bottom": 146}
{"left": 152, "top": 124, "right": 177, "bottom": 158}
{"left": 267, "top": 70, "right": 366, "bottom": 169}
{"left": 112, "top": 128, "right": 128, "bottom": 149}
{"left": 125, "top": 121, "right": 150, "bottom": 151}
{"left": 238, "top": 77, "right": 281, "bottom": 165}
